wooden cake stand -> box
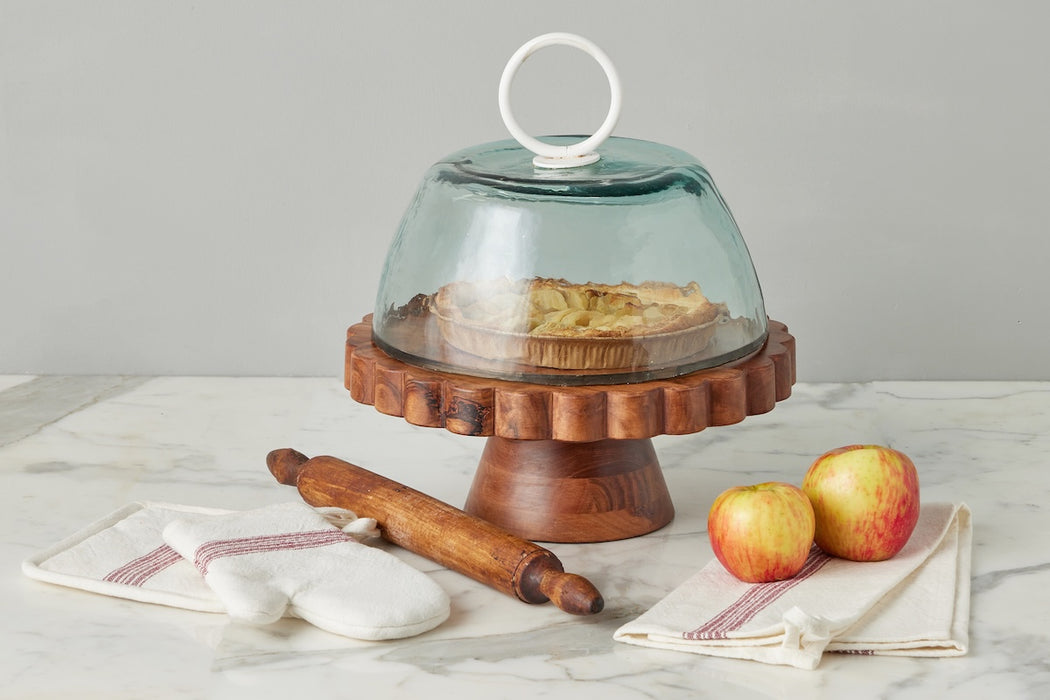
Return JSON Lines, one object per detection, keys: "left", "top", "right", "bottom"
{"left": 344, "top": 316, "right": 795, "bottom": 543}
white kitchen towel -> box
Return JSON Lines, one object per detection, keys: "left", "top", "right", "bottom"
{"left": 22, "top": 501, "right": 379, "bottom": 612}
{"left": 161, "top": 501, "right": 450, "bottom": 640}
{"left": 614, "top": 502, "right": 971, "bottom": 669}
{"left": 23, "top": 501, "right": 229, "bottom": 612}
{"left": 23, "top": 501, "right": 450, "bottom": 640}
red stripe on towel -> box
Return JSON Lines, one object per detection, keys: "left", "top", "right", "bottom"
{"left": 193, "top": 529, "right": 351, "bottom": 576}
{"left": 103, "top": 544, "right": 183, "bottom": 586}
{"left": 685, "top": 546, "right": 832, "bottom": 640}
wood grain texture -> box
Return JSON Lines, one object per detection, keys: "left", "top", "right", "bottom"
{"left": 346, "top": 317, "right": 796, "bottom": 442}
{"left": 464, "top": 437, "right": 674, "bottom": 542}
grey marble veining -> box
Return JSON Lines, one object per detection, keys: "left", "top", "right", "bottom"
{"left": 3, "top": 376, "right": 1049, "bottom": 698}
{"left": 0, "top": 375, "right": 150, "bottom": 447}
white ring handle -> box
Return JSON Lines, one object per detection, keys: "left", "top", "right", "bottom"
{"left": 498, "top": 33, "right": 622, "bottom": 169}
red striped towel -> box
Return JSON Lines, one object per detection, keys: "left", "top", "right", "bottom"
{"left": 614, "top": 502, "right": 971, "bottom": 669}
{"left": 22, "top": 502, "right": 228, "bottom": 612}
{"left": 23, "top": 501, "right": 450, "bottom": 641}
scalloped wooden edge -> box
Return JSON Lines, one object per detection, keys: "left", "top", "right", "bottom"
{"left": 345, "top": 316, "right": 795, "bottom": 442}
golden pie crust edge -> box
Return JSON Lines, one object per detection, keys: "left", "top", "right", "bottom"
{"left": 433, "top": 278, "right": 728, "bottom": 370}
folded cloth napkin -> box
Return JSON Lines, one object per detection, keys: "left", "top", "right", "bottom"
{"left": 614, "top": 502, "right": 971, "bottom": 669}
{"left": 23, "top": 501, "right": 450, "bottom": 640}
{"left": 161, "top": 501, "right": 450, "bottom": 640}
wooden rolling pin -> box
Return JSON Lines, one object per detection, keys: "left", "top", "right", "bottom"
{"left": 267, "top": 448, "right": 604, "bottom": 615}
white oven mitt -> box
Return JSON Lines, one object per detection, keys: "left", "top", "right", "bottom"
{"left": 161, "top": 501, "right": 450, "bottom": 640}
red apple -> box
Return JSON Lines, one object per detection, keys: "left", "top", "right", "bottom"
{"left": 707, "top": 482, "right": 816, "bottom": 583}
{"left": 802, "top": 445, "right": 920, "bottom": 562}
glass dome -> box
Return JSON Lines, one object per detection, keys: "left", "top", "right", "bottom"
{"left": 372, "top": 135, "right": 768, "bottom": 386}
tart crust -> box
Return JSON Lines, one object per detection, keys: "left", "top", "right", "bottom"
{"left": 433, "top": 277, "right": 728, "bottom": 370}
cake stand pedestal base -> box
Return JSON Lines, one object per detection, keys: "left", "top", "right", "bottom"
{"left": 465, "top": 436, "right": 674, "bottom": 543}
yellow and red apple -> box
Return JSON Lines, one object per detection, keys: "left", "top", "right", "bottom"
{"left": 802, "top": 445, "right": 920, "bottom": 562}
{"left": 707, "top": 482, "right": 816, "bottom": 583}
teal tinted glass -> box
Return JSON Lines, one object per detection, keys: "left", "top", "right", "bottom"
{"left": 372, "top": 137, "right": 767, "bottom": 386}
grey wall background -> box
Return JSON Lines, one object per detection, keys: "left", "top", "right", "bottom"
{"left": 2, "top": 1, "right": 1047, "bottom": 381}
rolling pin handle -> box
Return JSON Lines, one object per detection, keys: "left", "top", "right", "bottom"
{"left": 267, "top": 448, "right": 310, "bottom": 486}
{"left": 518, "top": 552, "right": 604, "bottom": 615}
{"left": 539, "top": 570, "right": 605, "bottom": 615}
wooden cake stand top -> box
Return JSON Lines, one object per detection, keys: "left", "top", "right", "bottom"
{"left": 345, "top": 317, "right": 795, "bottom": 443}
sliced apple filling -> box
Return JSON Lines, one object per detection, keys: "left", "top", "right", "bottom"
{"left": 436, "top": 277, "right": 724, "bottom": 338}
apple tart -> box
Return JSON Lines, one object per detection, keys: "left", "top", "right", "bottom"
{"left": 433, "top": 277, "right": 728, "bottom": 370}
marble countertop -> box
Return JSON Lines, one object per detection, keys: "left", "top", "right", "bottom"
{"left": 3, "top": 375, "right": 1048, "bottom": 698}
